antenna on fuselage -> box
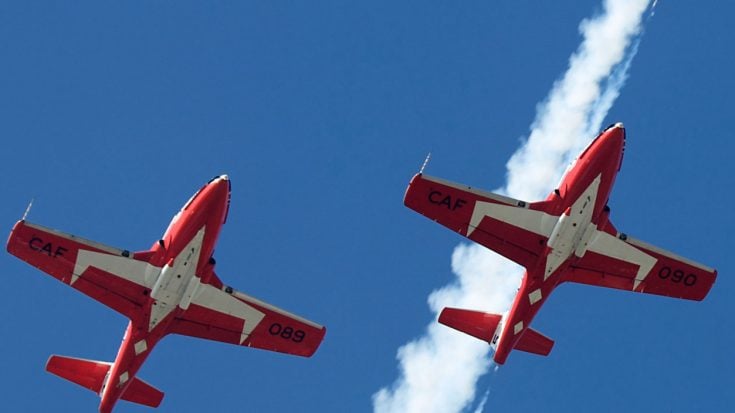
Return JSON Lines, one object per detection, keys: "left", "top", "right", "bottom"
{"left": 21, "top": 198, "right": 34, "bottom": 221}
{"left": 419, "top": 152, "right": 432, "bottom": 174}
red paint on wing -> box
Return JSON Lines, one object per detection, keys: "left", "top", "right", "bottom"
{"left": 243, "top": 301, "right": 326, "bottom": 358}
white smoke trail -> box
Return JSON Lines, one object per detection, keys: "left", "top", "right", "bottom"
{"left": 373, "top": 1, "right": 651, "bottom": 412}
{"left": 472, "top": 389, "right": 491, "bottom": 413}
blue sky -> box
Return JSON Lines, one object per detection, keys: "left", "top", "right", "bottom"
{"left": 1, "top": 1, "right": 732, "bottom": 412}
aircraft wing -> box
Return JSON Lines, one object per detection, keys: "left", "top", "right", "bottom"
{"left": 404, "top": 174, "right": 556, "bottom": 268}
{"left": 169, "top": 278, "right": 326, "bottom": 357}
{"left": 6, "top": 220, "right": 156, "bottom": 317}
{"left": 566, "top": 228, "right": 716, "bottom": 301}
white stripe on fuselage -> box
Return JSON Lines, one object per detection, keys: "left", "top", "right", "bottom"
{"left": 466, "top": 175, "right": 602, "bottom": 280}
{"left": 543, "top": 175, "right": 600, "bottom": 279}
{"left": 72, "top": 224, "right": 268, "bottom": 343}
{"left": 148, "top": 227, "right": 206, "bottom": 331}
{"left": 72, "top": 226, "right": 209, "bottom": 331}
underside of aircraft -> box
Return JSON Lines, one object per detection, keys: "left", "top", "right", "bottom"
{"left": 404, "top": 124, "right": 716, "bottom": 364}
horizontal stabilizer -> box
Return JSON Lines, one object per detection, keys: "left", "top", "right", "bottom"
{"left": 438, "top": 307, "right": 502, "bottom": 343}
{"left": 513, "top": 328, "right": 554, "bottom": 356}
{"left": 46, "top": 355, "right": 111, "bottom": 394}
{"left": 46, "top": 355, "right": 164, "bottom": 408}
{"left": 121, "top": 377, "right": 164, "bottom": 408}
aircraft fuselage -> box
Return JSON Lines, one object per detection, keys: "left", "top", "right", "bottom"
{"left": 99, "top": 175, "right": 231, "bottom": 413}
{"left": 405, "top": 123, "right": 715, "bottom": 364}
{"left": 491, "top": 126, "right": 625, "bottom": 364}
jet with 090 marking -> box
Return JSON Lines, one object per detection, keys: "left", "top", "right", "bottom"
{"left": 7, "top": 175, "right": 326, "bottom": 413}
{"left": 404, "top": 123, "right": 716, "bottom": 365}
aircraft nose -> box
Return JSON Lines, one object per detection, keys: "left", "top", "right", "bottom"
{"left": 204, "top": 175, "right": 231, "bottom": 200}
{"left": 208, "top": 174, "right": 229, "bottom": 183}
{"left": 599, "top": 122, "right": 625, "bottom": 168}
{"left": 201, "top": 174, "right": 231, "bottom": 221}
{"left": 604, "top": 122, "right": 625, "bottom": 145}
{"left": 212, "top": 175, "right": 230, "bottom": 195}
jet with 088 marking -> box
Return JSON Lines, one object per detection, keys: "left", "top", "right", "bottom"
{"left": 404, "top": 123, "right": 716, "bottom": 365}
{"left": 7, "top": 175, "right": 326, "bottom": 413}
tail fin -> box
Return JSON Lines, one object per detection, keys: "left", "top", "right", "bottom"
{"left": 513, "top": 328, "right": 554, "bottom": 356}
{"left": 46, "top": 355, "right": 164, "bottom": 408}
{"left": 438, "top": 307, "right": 502, "bottom": 343}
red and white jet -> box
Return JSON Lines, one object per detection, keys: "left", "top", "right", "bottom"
{"left": 7, "top": 175, "right": 326, "bottom": 412}
{"left": 404, "top": 123, "right": 716, "bottom": 365}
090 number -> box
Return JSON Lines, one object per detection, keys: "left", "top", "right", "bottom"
{"left": 658, "top": 266, "right": 696, "bottom": 286}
